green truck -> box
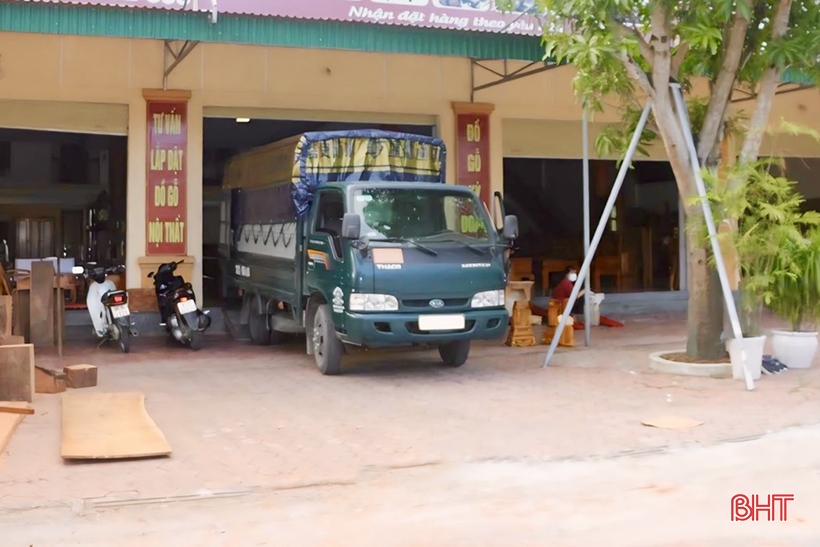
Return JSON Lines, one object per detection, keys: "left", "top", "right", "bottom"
{"left": 219, "top": 130, "right": 518, "bottom": 374}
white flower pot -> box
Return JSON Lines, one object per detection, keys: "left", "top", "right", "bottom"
{"left": 725, "top": 336, "right": 765, "bottom": 381}
{"left": 771, "top": 330, "right": 819, "bottom": 369}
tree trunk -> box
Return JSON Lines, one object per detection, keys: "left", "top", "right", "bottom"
{"left": 686, "top": 223, "right": 726, "bottom": 359}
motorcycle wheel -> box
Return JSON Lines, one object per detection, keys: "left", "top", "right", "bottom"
{"left": 119, "top": 326, "right": 131, "bottom": 354}
{"left": 188, "top": 330, "right": 202, "bottom": 351}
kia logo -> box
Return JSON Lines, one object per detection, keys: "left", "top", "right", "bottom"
{"left": 429, "top": 299, "right": 445, "bottom": 308}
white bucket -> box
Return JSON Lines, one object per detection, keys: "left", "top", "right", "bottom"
{"left": 589, "top": 293, "right": 605, "bottom": 327}
{"left": 725, "top": 336, "right": 765, "bottom": 381}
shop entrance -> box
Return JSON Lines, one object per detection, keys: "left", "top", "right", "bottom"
{"left": 503, "top": 158, "right": 681, "bottom": 296}
{"left": 0, "top": 126, "right": 128, "bottom": 306}
{"left": 202, "top": 117, "right": 435, "bottom": 307}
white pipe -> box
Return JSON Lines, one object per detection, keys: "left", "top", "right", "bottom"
{"left": 543, "top": 102, "right": 652, "bottom": 367}
{"left": 582, "top": 107, "right": 591, "bottom": 346}
{"left": 669, "top": 83, "right": 754, "bottom": 391}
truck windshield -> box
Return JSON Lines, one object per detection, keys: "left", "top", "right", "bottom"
{"left": 352, "top": 188, "right": 492, "bottom": 242}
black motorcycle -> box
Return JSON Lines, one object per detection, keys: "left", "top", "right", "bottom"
{"left": 147, "top": 260, "right": 211, "bottom": 350}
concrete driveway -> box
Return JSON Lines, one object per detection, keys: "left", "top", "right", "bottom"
{"left": 2, "top": 314, "right": 819, "bottom": 544}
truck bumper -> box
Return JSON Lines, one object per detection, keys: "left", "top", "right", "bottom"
{"left": 340, "top": 309, "right": 509, "bottom": 348}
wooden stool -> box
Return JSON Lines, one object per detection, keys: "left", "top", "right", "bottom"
{"left": 544, "top": 314, "right": 575, "bottom": 347}
{"left": 505, "top": 301, "right": 536, "bottom": 347}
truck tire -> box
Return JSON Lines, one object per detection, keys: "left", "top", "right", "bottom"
{"left": 248, "top": 310, "right": 271, "bottom": 346}
{"left": 313, "top": 304, "right": 343, "bottom": 375}
{"left": 439, "top": 340, "right": 470, "bottom": 367}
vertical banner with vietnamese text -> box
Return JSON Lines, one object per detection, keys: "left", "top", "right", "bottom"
{"left": 453, "top": 102, "right": 494, "bottom": 237}
{"left": 146, "top": 99, "right": 187, "bottom": 256}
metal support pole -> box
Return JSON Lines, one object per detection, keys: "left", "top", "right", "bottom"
{"left": 670, "top": 83, "right": 754, "bottom": 391}
{"left": 543, "top": 101, "right": 652, "bottom": 367}
{"left": 582, "top": 107, "right": 591, "bottom": 346}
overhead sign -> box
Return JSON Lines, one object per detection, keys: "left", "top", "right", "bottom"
{"left": 145, "top": 97, "right": 188, "bottom": 256}
{"left": 19, "top": 0, "right": 542, "bottom": 35}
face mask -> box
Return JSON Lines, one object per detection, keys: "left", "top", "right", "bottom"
{"left": 568, "top": 273, "right": 578, "bottom": 283}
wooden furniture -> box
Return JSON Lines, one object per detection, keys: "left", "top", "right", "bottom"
{"left": 591, "top": 253, "right": 628, "bottom": 293}
{"left": 506, "top": 280, "right": 534, "bottom": 320}
{"left": 16, "top": 273, "right": 78, "bottom": 304}
{"left": 543, "top": 298, "right": 575, "bottom": 347}
{"left": 509, "top": 257, "right": 535, "bottom": 282}
{"left": 505, "top": 301, "right": 536, "bottom": 347}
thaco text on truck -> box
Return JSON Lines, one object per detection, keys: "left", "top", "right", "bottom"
{"left": 219, "top": 130, "right": 518, "bottom": 375}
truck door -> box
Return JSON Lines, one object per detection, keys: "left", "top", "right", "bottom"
{"left": 306, "top": 190, "right": 346, "bottom": 316}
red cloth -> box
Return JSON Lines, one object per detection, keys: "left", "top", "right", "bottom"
{"left": 553, "top": 278, "right": 574, "bottom": 300}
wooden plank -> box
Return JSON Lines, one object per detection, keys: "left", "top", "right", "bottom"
{"left": 0, "top": 405, "right": 34, "bottom": 415}
{"left": 35, "top": 365, "right": 66, "bottom": 394}
{"left": 0, "top": 344, "right": 34, "bottom": 402}
{"left": 12, "top": 290, "right": 29, "bottom": 342}
{"left": 29, "top": 262, "right": 55, "bottom": 348}
{"left": 61, "top": 392, "right": 172, "bottom": 460}
{"left": 0, "top": 295, "right": 12, "bottom": 338}
{"left": 55, "top": 288, "right": 64, "bottom": 358}
{"left": 64, "top": 364, "right": 98, "bottom": 389}
{"left": 0, "top": 401, "right": 28, "bottom": 455}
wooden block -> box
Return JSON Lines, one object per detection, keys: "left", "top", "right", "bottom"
{"left": 128, "top": 288, "right": 159, "bottom": 313}
{"left": 0, "top": 335, "right": 25, "bottom": 346}
{"left": 30, "top": 262, "right": 55, "bottom": 348}
{"left": 35, "top": 365, "right": 66, "bottom": 395}
{"left": 0, "top": 404, "right": 34, "bottom": 415}
{"left": 64, "top": 364, "right": 98, "bottom": 389}
{"left": 0, "top": 344, "right": 35, "bottom": 402}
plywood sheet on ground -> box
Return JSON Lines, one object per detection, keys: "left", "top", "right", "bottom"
{"left": 0, "top": 401, "right": 29, "bottom": 455}
{"left": 61, "top": 392, "right": 172, "bottom": 460}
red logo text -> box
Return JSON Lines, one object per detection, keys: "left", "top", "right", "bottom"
{"left": 731, "top": 495, "right": 794, "bottom": 521}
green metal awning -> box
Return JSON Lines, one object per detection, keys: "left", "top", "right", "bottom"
{"left": 0, "top": 2, "right": 546, "bottom": 61}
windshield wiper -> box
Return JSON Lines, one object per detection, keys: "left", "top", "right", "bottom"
{"left": 438, "top": 238, "right": 487, "bottom": 255}
{"left": 375, "top": 237, "right": 438, "bottom": 256}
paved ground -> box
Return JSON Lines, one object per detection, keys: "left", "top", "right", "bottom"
{"left": 2, "top": 313, "right": 820, "bottom": 544}
{"left": 4, "top": 424, "right": 819, "bottom": 546}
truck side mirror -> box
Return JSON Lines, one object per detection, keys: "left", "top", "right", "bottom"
{"left": 341, "top": 213, "right": 362, "bottom": 240}
{"left": 503, "top": 215, "right": 519, "bottom": 240}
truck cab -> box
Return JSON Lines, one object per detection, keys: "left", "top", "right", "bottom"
{"left": 304, "top": 182, "right": 518, "bottom": 374}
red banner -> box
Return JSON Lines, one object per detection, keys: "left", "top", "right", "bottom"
{"left": 145, "top": 100, "right": 187, "bottom": 256}
{"left": 17, "top": 0, "right": 541, "bottom": 35}
{"left": 454, "top": 105, "right": 492, "bottom": 207}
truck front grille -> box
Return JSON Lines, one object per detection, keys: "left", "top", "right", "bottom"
{"left": 401, "top": 298, "right": 469, "bottom": 309}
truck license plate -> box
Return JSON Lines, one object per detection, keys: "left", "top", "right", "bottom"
{"left": 177, "top": 300, "right": 197, "bottom": 314}
{"left": 418, "top": 314, "right": 465, "bottom": 331}
{"left": 111, "top": 305, "right": 130, "bottom": 319}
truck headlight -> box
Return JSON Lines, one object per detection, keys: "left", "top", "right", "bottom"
{"left": 349, "top": 293, "right": 399, "bottom": 312}
{"left": 471, "top": 289, "right": 505, "bottom": 308}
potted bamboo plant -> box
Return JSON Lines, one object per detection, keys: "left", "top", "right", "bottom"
{"left": 767, "top": 226, "right": 820, "bottom": 368}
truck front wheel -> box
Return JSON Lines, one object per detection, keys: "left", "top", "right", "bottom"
{"left": 439, "top": 340, "right": 470, "bottom": 368}
{"left": 248, "top": 309, "right": 271, "bottom": 346}
{"left": 313, "top": 304, "right": 343, "bottom": 375}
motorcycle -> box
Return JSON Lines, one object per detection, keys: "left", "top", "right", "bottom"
{"left": 72, "top": 264, "right": 137, "bottom": 353}
{"left": 147, "top": 260, "right": 211, "bottom": 350}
